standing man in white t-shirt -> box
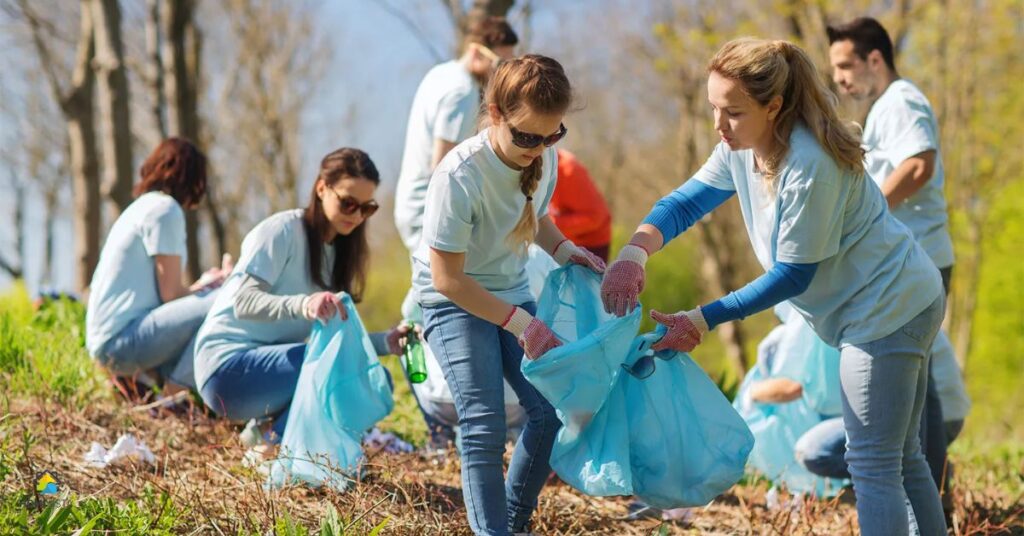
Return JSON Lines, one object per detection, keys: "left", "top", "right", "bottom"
{"left": 395, "top": 17, "right": 518, "bottom": 449}
{"left": 827, "top": 16, "right": 958, "bottom": 509}
{"left": 395, "top": 17, "right": 518, "bottom": 259}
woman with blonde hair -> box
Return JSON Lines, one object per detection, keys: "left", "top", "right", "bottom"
{"left": 414, "top": 54, "right": 605, "bottom": 535}
{"left": 601, "top": 38, "right": 946, "bottom": 536}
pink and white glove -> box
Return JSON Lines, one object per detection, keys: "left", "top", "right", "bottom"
{"left": 650, "top": 308, "right": 709, "bottom": 352}
{"left": 600, "top": 244, "right": 649, "bottom": 317}
{"left": 552, "top": 239, "right": 606, "bottom": 274}
{"left": 501, "top": 306, "right": 562, "bottom": 360}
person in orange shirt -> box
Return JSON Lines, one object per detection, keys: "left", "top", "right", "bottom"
{"left": 551, "top": 149, "right": 612, "bottom": 261}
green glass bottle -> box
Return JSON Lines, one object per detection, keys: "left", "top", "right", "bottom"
{"left": 402, "top": 323, "right": 428, "bottom": 384}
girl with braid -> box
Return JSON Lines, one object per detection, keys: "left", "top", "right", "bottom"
{"left": 412, "top": 55, "right": 605, "bottom": 535}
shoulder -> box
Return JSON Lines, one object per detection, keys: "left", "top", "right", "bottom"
{"left": 783, "top": 126, "right": 845, "bottom": 183}
{"left": 253, "top": 209, "right": 304, "bottom": 240}
{"left": 136, "top": 192, "right": 184, "bottom": 224}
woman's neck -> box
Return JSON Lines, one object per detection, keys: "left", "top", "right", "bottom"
{"left": 322, "top": 227, "right": 337, "bottom": 244}
{"left": 487, "top": 128, "right": 523, "bottom": 171}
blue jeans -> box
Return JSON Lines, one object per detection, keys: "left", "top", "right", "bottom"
{"left": 796, "top": 416, "right": 964, "bottom": 481}
{"left": 422, "top": 301, "right": 560, "bottom": 536}
{"left": 200, "top": 343, "right": 307, "bottom": 438}
{"left": 100, "top": 290, "right": 218, "bottom": 389}
{"left": 838, "top": 296, "right": 946, "bottom": 536}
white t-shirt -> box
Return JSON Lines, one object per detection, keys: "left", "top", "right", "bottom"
{"left": 193, "top": 209, "right": 333, "bottom": 388}
{"left": 86, "top": 192, "right": 187, "bottom": 356}
{"left": 412, "top": 129, "right": 559, "bottom": 308}
{"left": 693, "top": 125, "right": 943, "bottom": 347}
{"left": 864, "top": 79, "right": 954, "bottom": 269}
{"left": 394, "top": 60, "right": 481, "bottom": 252}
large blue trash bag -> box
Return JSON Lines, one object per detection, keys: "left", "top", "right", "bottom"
{"left": 522, "top": 265, "right": 754, "bottom": 508}
{"left": 523, "top": 265, "right": 641, "bottom": 496}
{"left": 268, "top": 293, "right": 394, "bottom": 489}
{"left": 622, "top": 331, "right": 755, "bottom": 508}
{"left": 772, "top": 305, "right": 842, "bottom": 416}
{"left": 733, "top": 307, "right": 848, "bottom": 496}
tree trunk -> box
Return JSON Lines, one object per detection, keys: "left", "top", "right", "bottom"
{"left": 0, "top": 173, "right": 26, "bottom": 279}
{"left": 145, "top": 0, "right": 167, "bottom": 140}
{"left": 164, "top": 0, "right": 204, "bottom": 279}
{"left": 92, "top": 0, "right": 134, "bottom": 218}
{"left": 67, "top": 3, "right": 102, "bottom": 295}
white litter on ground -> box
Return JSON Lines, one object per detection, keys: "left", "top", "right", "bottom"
{"left": 84, "top": 434, "right": 156, "bottom": 468}
{"left": 363, "top": 427, "right": 415, "bottom": 454}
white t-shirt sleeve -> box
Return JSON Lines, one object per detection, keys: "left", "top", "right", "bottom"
{"left": 423, "top": 170, "right": 476, "bottom": 253}
{"left": 775, "top": 161, "right": 844, "bottom": 264}
{"left": 241, "top": 219, "right": 297, "bottom": 286}
{"left": 433, "top": 90, "right": 478, "bottom": 143}
{"left": 141, "top": 199, "right": 187, "bottom": 258}
{"left": 879, "top": 99, "right": 938, "bottom": 165}
{"left": 536, "top": 149, "right": 558, "bottom": 218}
{"left": 692, "top": 142, "right": 736, "bottom": 191}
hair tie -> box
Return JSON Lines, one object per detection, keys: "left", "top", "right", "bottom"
{"left": 526, "top": 196, "right": 533, "bottom": 201}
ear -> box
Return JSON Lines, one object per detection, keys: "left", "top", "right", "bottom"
{"left": 867, "top": 49, "right": 886, "bottom": 71}
{"left": 487, "top": 103, "right": 503, "bottom": 127}
{"left": 767, "top": 95, "right": 784, "bottom": 121}
{"left": 314, "top": 178, "right": 325, "bottom": 199}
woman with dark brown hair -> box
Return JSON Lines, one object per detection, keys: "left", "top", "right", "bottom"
{"left": 86, "top": 138, "right": 230, "bottom": 393}
{"left": 193, "top": 147, "right": 407, "bottom": 455}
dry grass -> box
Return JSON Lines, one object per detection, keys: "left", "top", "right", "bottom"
{"left": 2, "top": 397, "right": 1021, "bottom": 535}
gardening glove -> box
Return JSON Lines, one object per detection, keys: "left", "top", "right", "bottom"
{"left": 600, "top": 244, "right": 648, "bottom": 317}
{"left": 552, "top": 239, "right": 606, "bottom": 274}
{"left": 501, "top": 306, "right": 562, "bottom": 360}
{"left": 650, "top": 308, "right": 709, "bottom": 352}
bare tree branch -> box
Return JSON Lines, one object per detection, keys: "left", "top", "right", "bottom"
{"left": 370, "top": 0, "right": 445, "bottom": 63}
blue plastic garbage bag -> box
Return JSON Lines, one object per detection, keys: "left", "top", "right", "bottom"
{"left": 622, "top": 331, "right": 755, "bottom": 508}
{"left": 733, "top": 315, "right": 848, "bottom": 496}
{"left": 772, "top": 307, "right": 842, "bottom": 416}
{"left": 268, "top": 293, "right": 394, "bottom": 489}
{"left": 523, "top": 265, "right": 641, "bottom": 496}
{"left": 522, "top": 265, "right": 754, "bottom": 508}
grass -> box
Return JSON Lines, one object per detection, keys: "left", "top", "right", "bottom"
{"left": 1, "top": 285, "right": 1023, "bottom": 534}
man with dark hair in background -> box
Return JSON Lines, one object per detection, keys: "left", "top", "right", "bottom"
{"left": 827, "top": 16, "right": 961, "bottom": 513}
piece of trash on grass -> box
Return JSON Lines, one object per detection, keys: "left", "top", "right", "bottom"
{"left": 84, "top": 434, "right": 156, "bottom": 468}
{"left": 363, "top": 427, "right": 414, "bottom": 454}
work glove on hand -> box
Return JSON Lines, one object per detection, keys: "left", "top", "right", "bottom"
{"left": 501, "top": 306, "right": 562, "bottom": 360}
{"left": 600, "top": 244, "right": 649, "bottom": 317}
{"left": 650, "top": 308, "right": 709, "bottom": 352}
{"left": 552, "top": 239, "right": 606, "bottom": 274}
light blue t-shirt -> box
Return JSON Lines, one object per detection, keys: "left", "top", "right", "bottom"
{"left": 394, "top": 60, "right": 481, "bottom": 251}
{"left": 86, "top": 192, "right": 187, "bottom": 357}
{"left": 864, "top": 79, "right": 954, "bottom": 269}
{"left": 193, "top": 209, "right": 333, "bottom": 388}
{"left": 692, "top": 125, "right": 942, "bottom": 347}
{"left": 412, "top": 129, "right": 559, "bottom": 307}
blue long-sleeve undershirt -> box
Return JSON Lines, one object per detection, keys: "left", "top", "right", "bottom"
{"left": 701, "top": 262, "right": 818, "bottom": 329}
{"left": 641, "top": 179, "right": 818, "bottom": 330}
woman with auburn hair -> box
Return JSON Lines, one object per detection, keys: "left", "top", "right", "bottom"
{"left": 194, "top": 147, "right": 408, "bottom": 456}
{"left": 86, "top": 137, "right": 229, "bottom": 394}
{"left": 414, "top": 54, "right": 605, "bottom": 535}
{"left": 601, "top": 38, "right": 946, "bottom": 536}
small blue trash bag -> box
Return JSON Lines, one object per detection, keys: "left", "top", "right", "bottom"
{"left": 733, "top": 305, "right": 848, "bottom": 496}
{"left": 268, "top": 293, "right": 394, "bottom": 490}
{"left": 522, "top": 265, "right": 754, "bottom": 508}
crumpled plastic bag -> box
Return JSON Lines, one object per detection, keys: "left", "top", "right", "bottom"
{"left": 84, "top": 434, "right": 156, "bottom": 468}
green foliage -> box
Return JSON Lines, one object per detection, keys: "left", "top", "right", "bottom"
{"left": 0, "top": 284, "right": 107, "bottom": 409}
{"left": 0, "top": 486, "right": 183, "bottom": 536}
{"left": 964, "top": 178, "right": 1024, "bottom": 441}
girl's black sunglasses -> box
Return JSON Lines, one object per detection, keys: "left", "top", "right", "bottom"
{"left": 508, "top": 123, "right": 568, "bottom": 149}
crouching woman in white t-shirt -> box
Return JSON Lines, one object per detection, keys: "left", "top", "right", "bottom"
{"left": 86, "top": 138, "right": 229, "bottom": 393}
{"left": 194, "top": 148, "right": 406, "bottom": 446}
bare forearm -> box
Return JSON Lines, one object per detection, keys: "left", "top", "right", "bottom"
{"left": 627, "top": 224, "right": 666, "bottom": 255}
{"left": 535, "top": 216, "right": 568, "bottom": 256}
{"left": 436, "top": 272, "right": 516, "bottom": 326}
{"left": 881, "top": 152, "right": 935, "bottom": 208}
